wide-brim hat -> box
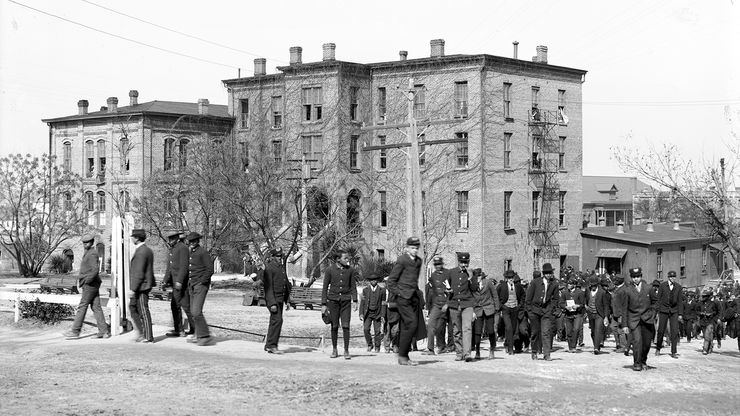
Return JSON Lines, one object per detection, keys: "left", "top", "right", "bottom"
{"left": 186, "top": 231, "right": 202, "bottom": 241}
{"left": 542, "top": 263, "right": 554, "bottom": 273}
{"left": 167, "top": 231, "right": 181, "bottom": 239}
{"left": 131, "top": 229, "right": 146, "bottom": 239}
{"left": 503, "top": 270, "right": 515, "bottom": 279}
{"left": 366, "top": 273, "right": 382, "bottom": 281}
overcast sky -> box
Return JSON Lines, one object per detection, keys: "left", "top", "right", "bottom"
{"left": 1, "top": 0, "right": 738, "bottom": 176}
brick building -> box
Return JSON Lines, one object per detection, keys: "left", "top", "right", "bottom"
{"left": 223, "top": 40, "right": 586, "bottom": 279}
{"left": 43, "top": 93, "right": 233, "bottom": 271}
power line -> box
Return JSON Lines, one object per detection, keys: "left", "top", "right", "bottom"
{"left": 80, "top": 0, "right": 288, "bottom": 65}
{"left": 7, "top": 0, "right": 241, "bottom": 70}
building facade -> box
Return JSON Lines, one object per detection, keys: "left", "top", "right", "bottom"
{"left": 223, "top": 40, "right": 586, "bottom": 279}
{"left": 582, "top": 176, "right": 652, "bottom": 227}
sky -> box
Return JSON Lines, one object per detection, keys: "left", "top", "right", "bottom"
{"left": 1, "top": 0, "right": 738, "bottom": 176}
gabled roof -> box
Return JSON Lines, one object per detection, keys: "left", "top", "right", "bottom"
{"left": 580, "top": 223, "right": 710, "bottom": 246}
{"left": 42, "top": 100, "right": 232, "bottom": 123}
{"left": 582, "top": 176, "right": 653, "bottom": 204}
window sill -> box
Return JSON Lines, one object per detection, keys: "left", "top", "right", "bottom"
{"left": 271, "top": 126, "right": 282, "bottom": 130}
{"left": 456, "top": 228, "right": 469, "bottom": 233}
{"left": 454, "top": 166, "right": 470, "bottom": 171}
{"left": 559, "top": 169, "right": 568, "bottom": 173}
{"left": 559, "top": 226, "right": 568, "bottom": 230}
{"left": 505, "top": 117, "right": 514, "bottom": 123}
{"left": 349, "top": 168, "right": 361, "bottom": 174}
{"left": 301, "top": 120, "right": 323, "bottom": 125}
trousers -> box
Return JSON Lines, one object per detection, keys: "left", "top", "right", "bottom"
{"left": 171, "top": 287, "right": 194, "bottom": 333}
{"left": 129, "top": 290, "right": 153, "bottom": 341}
{"left": 71, "top": 285, "right": 109, "bottom": 334}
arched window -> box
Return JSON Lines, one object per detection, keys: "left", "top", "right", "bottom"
{"left": 179, "top": 138, "right": 189, "bottom": 170}
{"left": 97, "top": 140, "right": 106, "bottom": 177}
{"left": 63, "top": 192, "right": 72, "bottom": 211}
{"left": 164, "top": 138, "right": 175, "bottom": 171}
{"left": 97, "top": 191, "right": 106, "bottom": 211}
{"left": 84, "top": 191, "right": 94, "bottom": 211}
{"left": 85, "top": 141, "right": 95, "bottom": 177}
{"left": 62, "top": 142, "right": 72, "bottom": 172}
{"left": 119, "top": 138, "right": 130, "bottom": 174}
{"left": 347, "top": 189, "right": 361, "bottom": 237}
{"left": 119, "top": 190, "right": 130, "bottom": 212}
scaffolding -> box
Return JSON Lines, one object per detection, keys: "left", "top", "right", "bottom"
{"left": 528, "top": 109, "right": 563, "bottom": 268}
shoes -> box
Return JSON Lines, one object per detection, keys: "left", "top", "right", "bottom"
{"left": 615, "top": 347, "right": 624, "bottom": 354}
{"left": 330, "top": 349, "right": 339, "bottom": 358}
{"left": 702, "top": 349, "right": 708, "bottom": 355}
{"left": 374, "top": 346, "right": 380, "bottom": 353}
{"left": 543, "top": 355, "right": 552, "bottom": 361}
{"left": 568, "top": 348, "right": 576, "bottom": 353}
{"left": 454, "top": 355, "right": 464, "bottom": 361}
{"left": 578, "top": 343, "right": 585, "bottom": 348}
{"left": 593, "top": 350, "right": 601, "bottom": 355}
{"left": 197, "top": 336, "right": 216, "bottom": 346}
{"left": 437, "top": 347, "right": 448, "bottom": 354}
{"left": 670, "top": 353, "right": 678, "bottom": 359}
{"left": 367, "top": 346, "right": 373, "bottom": 352}
{"left": 488, "top": 350, "right": 495, "bottom": 360}
{"left": 474, "top": 351, "right": 481, "bottom": 360}
{"left": 421, "top": 349, "right": 436, "bottom": 356}
{"left": 186, "top": 336, "right": 198, "bottom": 344}
{"left": 166, "top": 330, "right": 184, "bottom": 337}
{"left": 393, "top": 346, "right": 399, "bottom": 354}
{"left": 398, "top": 358, "right": 418, "bottom": 366}
{"left": 63, "top": 330, "right": 80, "bottom": 339}
{"left": 632, "top": 364, "right": 643, "bottom": 371}
{"left": 137, "top": 337, "right": 152, "bottom": 344}
{"left": 654, "top": 349, "right": 660, "bottom": 357}
{"left": 344, "top": 350, "right": 351, "bottom": 360}
{"left": 531, "top": 352, "right": 538, "bottom": 360}
{"left": 624, "top": 349, "right": 630, "bottom": 356}
{"left": 266, "top": 347, "right": 283, "bottom": 354}
{"left": 464, "top": 354, "right": 473, "bottom": 362}
{"left": 385, "top": 347, "right": 391, "bottom": 353}
{"left": 96, "top": 333, "right": 111, "bottom": 339}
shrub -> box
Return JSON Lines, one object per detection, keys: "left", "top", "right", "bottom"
{"left": 358, "top": 255, "right": 396, "bottom": 283}
{"left": 48, "top": 254, "right": 67, "bottom": 274}
{"left": 19, "top": 297, "right": 75, "bottom": 323}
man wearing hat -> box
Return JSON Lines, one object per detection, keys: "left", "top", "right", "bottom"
{"left": 262, "top": 247, "right": 291, "bottom": 354}
{"left": 655, "top": 271, "right": 684, "bottom": 358}
{"left": 129, "top": 229, "right": 155, "bottom": 343}
{"left": 447, "top": 251, "right": 478, "bottom": 362}
{"left": 321, "top": 249, "right": 359, "bottom": 359}
{"left": 697, "top": 288, "right": 720, "bottom": 355}
{"left": 585, "top": 275, "right": 611, "bottom": 355}
{"left": 359, "top": 273, "right": 386, "bottom": 353}
{"left": 387, "top": 237, "right": 424, "bottom": 366}
{"left": 473, "top": 269, "right": 500, "bottom": 360}
{"left": 162, "top": 231, "right": 193, "bottom": 337}
{"left": 525, "top": 264, "right": 559, "bottom": 360}
{"left": 422, "top": 256, "right": 451, "bottom": 355}
{"left": 622, "top": 267, "right": 657, "bottom": 371}
{"left": 186, "top": 232, "right": 216, "bottom": 346}
{"left": 64, "top": 234, "right": 110, "bottom": 339}
{"left": 497, "top": 269, "right": 524, "bottom": 355}
{"left": 559, "top": 277, "right": 585, "bottom": 353}
{"left": 610, "top": 274, "right": 629, "bottom": 354}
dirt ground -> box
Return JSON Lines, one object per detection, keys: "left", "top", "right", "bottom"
{"left": 1, "top": 287, "right": 739, "bottom": 415}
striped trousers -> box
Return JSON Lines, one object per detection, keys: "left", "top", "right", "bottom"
{"left": 129, "top": 290, "right": 154, "bottom": 342}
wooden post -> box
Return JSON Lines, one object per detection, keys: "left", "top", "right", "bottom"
{"left": 14, "top": 292, "right": 20, "bottom": 323}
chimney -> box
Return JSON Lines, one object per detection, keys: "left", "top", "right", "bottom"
{"left": 322, "top": 43, "right": 336, "bottom": 61}
{"left": 513, "top": 41, "right": 519, "bottom": 59}
{"left": 430, "top": 39, "right": 445, "bottom": 58}
{"left": 100, "top": 106, "right": 107, "bottom": 112}
{"left": 289, "top": 46, "right": 302, "bottom": 65}
{"left": 616, "top": 220, "right": 625, "bottom": 234}
{"left": 254, "top": 58, "right": 266, "bottom": 76}
{"left": 598, "top": 216, "right": 606, "bottom": 227}
{"left": 646, "top": 219, "right": 654, "bottom": 232}
{"left": 78, "top": 100, "right": 89, "bottom": 115}
{"left": 634, "top": 215, "right": 642, "bottom": 225}
{"left": 129, "top": 90, "right": 139, "bottom": 106}
{"left": 673, "top": 219, "right": 680, "bottom": 231}
{"left": 106, "top": 97, "right": 118, "bottom": 113}
{"left": 399, "top": 50, "right": 408, "bottom": 61}
{"left": 198, "top": 98, "right": 209, "bottom": 115}
{"left": 535, "top": 45, "right": 548, "bottom": 63}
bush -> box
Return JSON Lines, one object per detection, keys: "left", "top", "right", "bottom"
{"left": 48, "top": 254, "right": 67, "bottom": 274}
{"left": 19, "top": 297, "right": 75, "bottom": 323}
{"left": 358, "top": 255, "right": 396, "bottom": 283}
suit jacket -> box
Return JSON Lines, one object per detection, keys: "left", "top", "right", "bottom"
{"left": 656, "top": 281, "right": 684, "bottom": 315}
{"left": 162, "top": 241, "right": 189, "bottom": 286}
{"left": 188, "top": 244, "right": 214, "bottom": 284}
{"left": 526, "top": 277, "right": 559, "bottom": 316}
{"left": 447, "top": 267, "right": 478, "bottom": 309}
{"left": 321, "top": 264, "right": 358, "bottom": 304}
{"left": 263, "top": 260, "right": 290, "bottom": 308}
{"left": 559, "top": 288, "right": 585, "bottom": 316}
{"left": 612, "top": 284, "right": 628, "bottom": 320}
{"left": 387, "top": 253, "right": 422, "bottom": 300}
{"left": 585, "top": 287, "right": 611, "bottom": 318}
{"left": 622, "top": 279, "right": 656, "bottom": 330}
{"left": 360, "top": 285, "right": 386, "bottom": 319}
{"left": 425, "top": 268, "right": 451, "bottom": 310}
{"left": 130, "top": 243, "right": 155, "bottom": 292}
{"left": 497, "top": 281, "right": 525, "bottom": 307}
{"left": 78, "top": 247, "right": 101, "bottom": 288}
{"left": 474, "top": 277, "right": 500, "bottom": 316}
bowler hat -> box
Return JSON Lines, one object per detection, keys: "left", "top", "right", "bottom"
{"left": 629, "top": 267, "right": 642, "bottom": 277}
{"left": 533, "top": 271, "right": 542, "bottom": 279}
{"left": 456, "top": 252, "right": 470, "bottom": 263}
{"left": 667, "top": 270, "right": 677, "bottom": 278}
{"left": 503, "top": 270, "right": 515, "bottom": 279}
{"left": 406, "top": 236, "right": 420, "bottom": 247}
{"left": 81, "top": 234, "right": 95, "bottom": 243}
{"left": 600, "top": 276, "right": 611, "bottom": 286}
{"left": 186, "top": 231, "right": 202, "bottom": 241}
{"left": 131, "top": 229, "right": 146, "bottom": 239}
{"left": 588, "top": 276, "right": 600, "bottom": 287}
{"left": 542, "top": 263, "right": 554, "bottom": 274}
{"left": 433, "top": 256, "right": 444, "bottom": 265}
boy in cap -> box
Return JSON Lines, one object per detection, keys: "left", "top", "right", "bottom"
{"left": 655, "top": 270, "right": 683, "bottom": 358}
{"left": 422, "top": 256, "right": 451, "bottom": 355}
{"left": 322, "top": 249, "right": 359, "bottom": 359}
{"left": 360, "top": 273, "right": 386, "bottom": 353}
{"left": 447, "top": 252, "right": 478, "bottom": 362}
{"left": 129, "top": 229, "right": 155, "bottom": 343}
{"left": 387, "top": 237, "right": 424, "bottom": 366}
{"left": 64, "top": 234, "right": 110, "bottom": 339}
{"left": 162, "top": 231, "right": 193, "bottom": 337}
{"left": 186, "top": 232, "right": 216, "bottom": 346}
{"left": 559, "top": 276, "right": 585, "bottom": 352}
{"left": 698, "top": 288, "right": 720, "bottom": 354}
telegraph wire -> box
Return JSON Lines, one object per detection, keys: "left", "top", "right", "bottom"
{"left": 7, "top": 0, "right": 241, "bottom": 70}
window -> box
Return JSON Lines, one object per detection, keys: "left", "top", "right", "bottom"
{"left": 531, "top": 86, "right": 541, "bottom": 121}
{"left": 97, "top": 191, "right": 106, "bottom": 211}
{"left": 178, "top": 193, "right": 187, "bottom": 213}
{"left": 702, "top": 245, "right": 708, "bottom": 274}
{"left": 120, "top": 190, "right": 130, "bottom": 212}
{"left": 559, "top": 191, "right": 567, "bottom": 226}
{"left": 302, "top": 87, "right": 323, "bottom": 121}
{"left": 179, "top": 139, "right": 189, "bottom": 170}
{"left": 504, "top": 191, "right": 512, "bottom": 229}
{"left": 347, "top": 189, "right": 362, "bottom": 237}
{"left": 455, "top": 132, "right": 468, "bottom": 168}
{"left": 457, "top": 191, "right": 469, "bottom": 229}
{"left": 268, "top": 192, "right": 283, "bottom": 226}
{"left": 559, "top": 136, "right": 566, "bottom": 170}
{"left": 85, "top": 141, "right": 94, "bottom": 178}
{"left": 558, "top": 89, "right": 566, "bottom": 123}
{"left": 454, "top": 81, "right": 468, "bottom": 118}
{"left": 680, "top": 246, "right": 686, "bottom": 277}
{"left": 348, "top": 136, "right": 359, "bottom": 170}
{"left": 504, "top": 133, "right": 512, "bottom": 168}
{"left": 97, "top": 140, "right": 106, "bottom": 178}
{"left": 119, "top": 138, "right": 130, "bottom": 174}
{"left": 378, "top": 136, "right": 387, "bottom": 170}
{"left": 376, "top": 249, "right": 385, "bottom": 260}
{"left": 379, "top": 191, "right": 387, "bottom": 227}
{"left": 164, "top": 138, "right": 174, "bottom": 171}
{"left": 85, "top": 191, "right": 94, "bottom": 212}
{"left": 240, "top": 99, "right": 249, "bottom": 128}
{"left": 533, "top": 248, "right": 541, "bottom": 271}
{"left": 413, "top": 84, "right": 425, "bottom": 119}
{"left": 63, "top": 142, "right": 71, "bottom": 172}
{"left": 418, "top": 134, "right": 425, "bottom": 167}
{"left": 503, "top": 83, "right": 512, "bottom": 120}
{"left": 531, "top": 135, "right": 542, "bottom": 170}
{"left": 657, "top": 248, "right": 663, "bottom": 280}
{"left": 504, "top": 259, "right": 512, "bottom": 272}
{"left": 272, "top": 141, "right": 282, "bottom": 164}
{"left": 350, "top": 87, "right": 359, "bottom": 121}
{"left": 377, "top": 87, "right": 387, "bottom": 122}
{"left": 421, "top": 190, "right": 427, "bottom": 227}
{"left": 302, "top": 134, "right": 323, "bottom": 167}
{"left": 163, "top": 191, "right": 175, "bottom": 213}
{"left": 532, "top": 191, "right": 541, "bottom": 227}
{"left": 271, "top": 96, "right": 283, "bottom": 129}
{"left": 63, "top": 192, "right": 72, "bottom": 211}
{"left": 239, "top": 142, "right": 249, "bottom": 171}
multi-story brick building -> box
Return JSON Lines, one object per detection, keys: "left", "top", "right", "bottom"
{"left": 223, "top": 40, "right": 586, "bottom": 279}
{"left": 43, "top": 92, "right": 233, "bottom": 271}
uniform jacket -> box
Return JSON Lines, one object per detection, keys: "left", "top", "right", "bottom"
{"left": 497, "top": 280, "right": 525, "bottom": 308}
{"left": 263, "top": 260, "right": 290, "bottom": 307}
{"left": 425, "top": 268, "right": 451, "bottom": 310}
{"left": 611, "top": 284, "right": 628, "bottom": 320}
{"left": 585, "top": 287, "right": 611, "bottom": 318}
{"left": 360, "top": 285, "right": 386, "bottom": 319}
{"left": 162, "top": 241, "right": 189, "bottom": 286}
{"left": 559, "top": 288, "right": 585, "bottom": 316}
{"left": 474, "top": 277, "right": 501, "bottom": 317}
{"left": 387, "top": 253, "right": 422, "bottom": 300}
{"left": 447, "top": 267, "right": 478, "bottom": 309}
{"left": 622, "top": 279, "right": 656, "bottom": 330}
{"left": 321, "top": 263, "right": 358, "bottom": 304}
{"left": 188, "top": 245, "right": 213, "bottom": 284}
{"left": 656, "top": 281, "right": 684, "bottom": 315}
{"left": 78, "top": 247, "right": 101, "bottom": 288}
{"left": 682, "top": 298, "right": 698, "bottom": 320}
{"left": 130, "top": 243, "right": 155, "bottom": 292}
{"left": 697, "top": 298, "right": 720, "bottom": 326}
{"left": 525, "top": 276, "right": 559, "bottom": 316}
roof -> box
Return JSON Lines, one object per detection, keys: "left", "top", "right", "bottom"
{"left": 42, "top": 100, "right": 232, "bottom": 123}
{"left": 595, "top": 248, "right": 628, "bottom": 259}
{"left": 582, "top": 176, "right": 653, "bottom": 205}
{"left": 580, "top": 223, "right": 711, "bottom": 246}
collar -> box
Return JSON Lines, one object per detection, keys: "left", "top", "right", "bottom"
{"left": 134, "top": 241, "right": 145, "bottom": 249}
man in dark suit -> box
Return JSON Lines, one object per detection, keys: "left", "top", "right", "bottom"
{"left": 128, "top": 229, "right": 155, "bottom": 343}
{"left": 162, "top": 231, "right": 193, "bottom": 337}
{"left": 610, "top": 274, "right": 629, "bottom": 354}
{"left": 525, "top": 263, "right": 559, "bottom": 361}
{"left": 321, "top": 250, "right": 359, "bottom": 359}
{"left": 622, "top": 267, "right": 657, "bottom": 371}
{"left": 497, "top": 269, "right": 524, "bottom": 355}
{"left": 447, "top": 252, "right": 478, "bottom": 362}
{"left": 387, "top": 236, "right": 423, "bottom": 366}
{"left": 423, "top": 256, "right": 451, "bottom": 355}
{"left": 262, "top": 247, "right": 291, "bottom": 354}
{"left": 655, "top": 270, "right": 683, "bottom": 358}
{"left": 559, "top": 277, "right": 585, "bottom": 353}
{"left": 585, "top": 275, "right": 611, "bottom": 355}
{"left": 64, "top": 234, "right": 109, "bottom": 339}
{"left": 186, "top": 232, "right": 215, "bottom": 346}
{"left": 360, "top": 273, "right": 386, "bottom": 353}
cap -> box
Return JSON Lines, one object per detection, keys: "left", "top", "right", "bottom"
{"left": 629, "top": 267, "right": 642, "bottom": 277}
{"left": 504, "top": 270, "right": 515, "bottom": 279}
{"left": 186, "top": 231, "right": 202, "bottom": 241}
{"left": 456, "top": 252, "right": 470, "bottom": 263}
{"left": 533, "top": 271, "right": 542, "bottom": 279}
{"left": 406, "top": 236, "right": 420, "bottom": 247}
{"left": 433, "top": 256, "right": 444, "bottom": 265}
{"left": 667, "top": 270, "right": 677, "bottom": 278}
{"left": 651, "top": 279, "right": 661, "bottom": 287}
{"left": 600, "top": 276, "right": 611, "bottom": 286}
{"left": 167, "top": 231, "right": 181, "bottom": 239}
{"left": 269, "top": 247, "right": 283, "bottom": 257}
{"left": 541, "top": 263, "right": 554, "bottom": 274}
{"left": 613, "top": 275, "right": 625, "bottom": 285}
{"left": 366, "top": 273, "right": 382, "bottom": 281}
{"left": 81, "top": 234, "right": 95, "bottom": 243}
{"left": 131, "top": 229, "right": 146, "bottom": 239}
{"left": 588, "top": 276, "right": 600, "bottom": 287}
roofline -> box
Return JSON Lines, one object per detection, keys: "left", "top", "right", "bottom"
{"left": 580, "top": 230, "right": 713, "bottom": 246}
{"left": 42, "top": 110, "right": 233, "bottom": 124}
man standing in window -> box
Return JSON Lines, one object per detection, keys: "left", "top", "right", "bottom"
{"left": 186, "top": 232, "right": 215, "bottom": 346}
{"left": 655, "top": 270, "right": 683, "bottom": 358}
{"left": 387, "top": 237, "right": 424, "bottom": 366}
{"left": 321, "top": 250, "right": 359, "bottom": 359}
{"left": 128, "top": 229, "right": 155, "bottom": 343}
{"left": 162, "top": 231, "right": 193, "bottom": 337}
{"left": 64, "top": 234, "right": 109, "bottom": 339}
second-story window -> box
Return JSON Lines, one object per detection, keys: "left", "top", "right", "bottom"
{"left": 349, "top": 135, "right": 359, "bottom": 170}
{"left": 272, "top": 141, "right": 282, "bottom": 164}
{"left": 503, "top": 82, "right": 512, "bottom": 120}
{"left": 119, "top": 138, "right": 130, "bottom": 175}
{"left": 302, "top": 87, "right": 323, "bottom": 121}
{"left": 63, "top": 142, "right": 72, "bottom": 172}
{"left": 350, "top": 87, "right": 360, "bottom": 121}
{"left": 504, "top": 132, "right": 512, "bottom": 168}
{"left": 454, "top": 81, "right": 468, "bottom": 118}
{"left": 85, "top": 140, "right": 94, "bottom": 178}
{"left": 532, "top": 191, "right": 541, "bottom": 227}
{"left": 164, "top": 138, "right": 174, "bottom": 171}
{"left": 377, "top": 87, "right": 387, "bottom": 122}
{"left": 504, "top": 191, "right": 512, "bottom": 229}
{"left": 302, "top": 134, "right": 323, "bottom": 167}
{"left": 179, "top": 139, "right": 189, "bottom": 170}
{"left": 559, "top": 191, "right": 567, "bottom": 226}
{"left": 97, "top": 140, "right": 106, "bottom": 178}
{"left": 559, "top": 137, "right": 566, "bottom": 170}
{"left": 413, "top": 84, "right": 426, "bottom": 119}
{"left": 240, "top": 99, "right": 249, "bottom": 129}
{"left": 379, "top": 190, "right": 387, "bottom": 227}
{"left": 379, "top": 136, "right": 387, "bottom": 170}
{"left": 457, "top": 191, "right": 469, "bottom": 229}
{"left": 271, "top": 96, "right": 283, "bottom": 129}
{"left": 456, "top": 132, "right": 468, "bottom": 168}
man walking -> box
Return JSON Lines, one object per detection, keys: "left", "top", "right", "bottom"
{"left": 64, "top": 234, "right": 109, "bottom": 339}
{"left": 186, "top": 232, "right": 215, "bottom": 346}
{"left": 321, "top": 250, "right": 359, "bottom": 359}
{"left": 129, "top": 229, "right": 155, "bottom": 343}
{"left": 655, "top": 270, "right": 683, "bottom": 358}
{"left": 387, "top": 237, "right": 424, "bottom": 366}
{"left": 525, "top": 264, "right": 559, "bottom": 361}
{"left": 497, "top": 270, "right": 524, "bottom": 355}
{"left": 610, "top": 274, "right": 629, "bottom": 354}
{"left": 162, "top": 231, "right": 193, "bottom": 337}
{"left": 360, "top": 274, "right": 386, "bottom": 353}
{"left": 447, "top": 252, "right": 478, "bottom": 362}
{"left": 585, "top": 275, "right": 611, "bottom": 355}
{"left": 473, "top": 269, "right": 500, "bottom": 360}
{"left": 559, "top": 277, "right": 585, "bottom": 353}
{"left": 262, "top": 247, "right": 291, "bottom": 354}
{"left": 422, "top": 256, "right": 450, "bottom": 355}
{"left": 622, "top": 267, "right": 656, "bottom": 371}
